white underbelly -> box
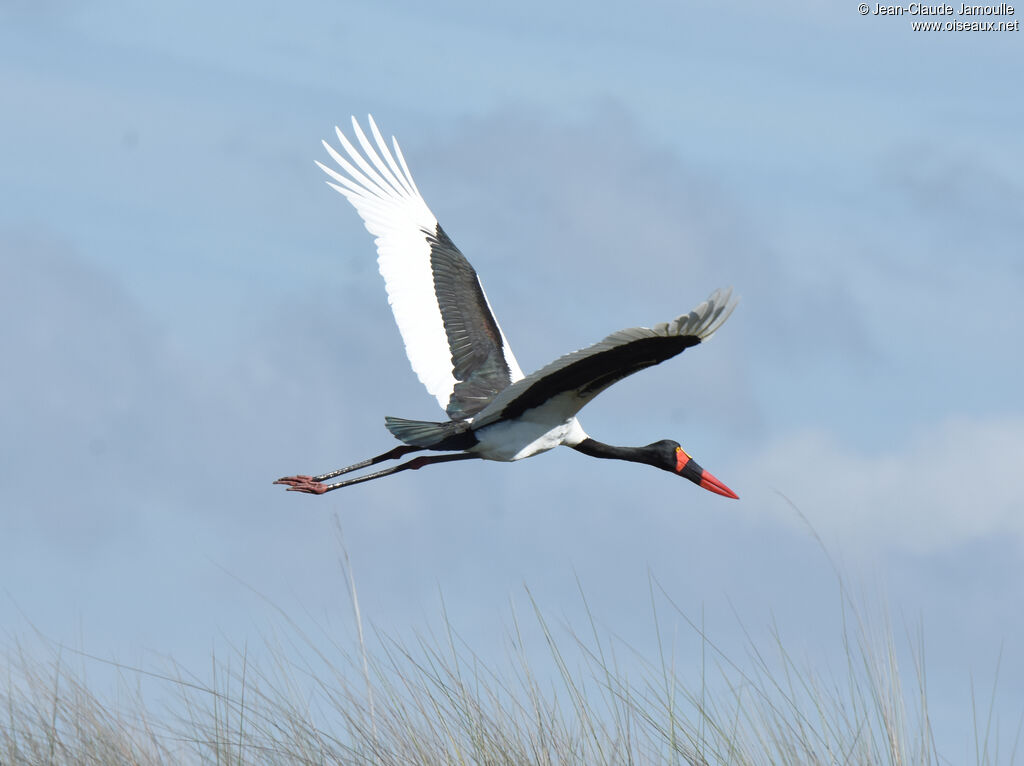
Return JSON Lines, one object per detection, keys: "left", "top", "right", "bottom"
{"left": 470, "top": 397, "right": 589, "bottom": 461}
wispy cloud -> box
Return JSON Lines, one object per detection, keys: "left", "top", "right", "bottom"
{"left": 742, "top": 415, "right": 1024, "bottom": 554}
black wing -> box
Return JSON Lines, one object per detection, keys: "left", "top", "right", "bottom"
{"left": 472, "top": 288, "right": 737, "bottom": 426}
{"left": 427, "top": 224, "right": 520, "bottom": 420}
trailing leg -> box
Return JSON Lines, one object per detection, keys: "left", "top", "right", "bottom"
{"left": 274, "top": 444, "right": 424, "bottom": 493}
{"left": 276, "top": 452, "right": 480, "bottom": 494}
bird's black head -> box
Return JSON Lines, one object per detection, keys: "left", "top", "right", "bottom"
{"left": 572, "top": 437, "right": 738, "bottom": 499}
{"left": 645, "top": 439, "right": 739, "bottom": 499}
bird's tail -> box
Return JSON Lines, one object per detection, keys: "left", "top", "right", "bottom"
{"left": 384, "top": 416, "right": 474, "bottom": 449}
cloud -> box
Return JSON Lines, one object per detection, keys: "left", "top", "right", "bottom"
{"left": 876, "top": 141, "right": 1024, "bottom": 262}
{"left": 0, "top": 229, "right": 432, "bottom": 666}
{"left": 0, "top": 234, "right": 170, "bottom": 530}
{"left": 741, "top": 414, "right": 1024, "bottom": 555}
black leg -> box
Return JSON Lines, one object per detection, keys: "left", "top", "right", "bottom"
{"left": 276, "top": 452, "right": 479, "bottom": 494}
{"left": 314, "top": 444, "right": 424, "bottom": 481}
{"left": 275, "top": 444, "right": 424, "bottom": 492}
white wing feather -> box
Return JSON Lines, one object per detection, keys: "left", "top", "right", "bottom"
{"left": 317, "top": 115, "right": 524, "bottom": 413}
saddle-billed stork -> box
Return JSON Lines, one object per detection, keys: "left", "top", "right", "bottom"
{"left": 275, "top": 116, "right": 739, "bottom": 499}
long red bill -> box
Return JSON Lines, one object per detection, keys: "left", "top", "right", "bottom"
{"left": 699, "top": 469, "right": 739, "bottom": 499}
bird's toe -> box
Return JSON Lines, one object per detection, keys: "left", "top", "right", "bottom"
{"left": 274, "top": 475, "right": 321, "bottom": 491}
{"left": 286, "top": 482, "right": 328, "bottom": 494}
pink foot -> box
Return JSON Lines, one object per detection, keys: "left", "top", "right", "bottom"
{"left": 274, "top": 475, "right": 328, "bottom": 494}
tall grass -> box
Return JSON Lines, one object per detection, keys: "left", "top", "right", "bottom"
{"left": 2, "top": 557, "right": 1018, "bottom": 765}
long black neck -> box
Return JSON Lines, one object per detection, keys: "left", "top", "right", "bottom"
{"left": 572, "top": 437, "right": 656, "bottom": 466}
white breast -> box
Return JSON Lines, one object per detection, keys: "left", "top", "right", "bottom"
{"left": 470, "top": 392, "right": 590, "bottom": 462}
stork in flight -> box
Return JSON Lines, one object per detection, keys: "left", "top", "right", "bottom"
{"left": 275, "top": 116, "right": 739, "bottom": 499}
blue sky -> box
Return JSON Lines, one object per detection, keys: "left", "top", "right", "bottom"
{"left": 2, "top": 0, "right": 1022, "bottom": 756}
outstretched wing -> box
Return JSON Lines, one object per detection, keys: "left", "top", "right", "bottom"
{"left": 317, "top": 115, "right": 524, "bottom": 420}
{"left": 473, "top": 288, "right": 737, "bottom": 428}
